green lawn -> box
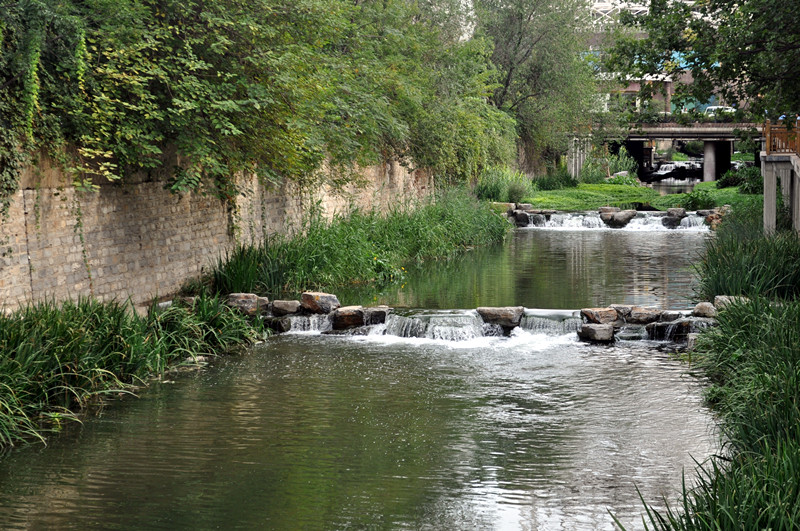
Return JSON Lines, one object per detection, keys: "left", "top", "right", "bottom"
{"left": 521, "top": 181, "right": 762, "bottom": 212}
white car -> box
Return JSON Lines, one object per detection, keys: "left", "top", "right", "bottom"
{"left": 704, "top": 106, "right": 736, "bottom": 118}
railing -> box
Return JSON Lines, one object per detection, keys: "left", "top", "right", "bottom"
{"left": 765, "top": 119, "right": 800, "bottom": 155}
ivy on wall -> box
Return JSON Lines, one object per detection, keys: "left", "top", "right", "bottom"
{"left": 0, "top": 0, "right": 517, "bottom": 204}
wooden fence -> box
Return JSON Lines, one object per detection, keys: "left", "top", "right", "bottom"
{"left": 765, "top": 119, "right": 800, "bottom": 155}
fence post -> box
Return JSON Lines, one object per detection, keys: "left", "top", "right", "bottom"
{"left": 765, "top": 119, "right": 771, "bottom": 154}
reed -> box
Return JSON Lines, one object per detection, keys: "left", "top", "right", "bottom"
{"left": 0, "top": 294, "right": 257, "bottom": 447}
{"left": 210, "top": 188, "right": 510, "bottom": 298}
{"left": 694, "top": 208, "right": 800, "bottom": 301}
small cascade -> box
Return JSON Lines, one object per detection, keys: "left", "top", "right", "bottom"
{"left": 383, "top": 311, "right": 485, "bottom": 341}
{"left": 519, "top": 310, "right": 582, "bottom": 335}
{"left": 287, "top": 314, "right": 332, "bottom": 333}
{"left": 528, "top": 211, "right": 708, "bottom": 231}
{"left": 680, "top": 215, "right": 707, "bottom": 229}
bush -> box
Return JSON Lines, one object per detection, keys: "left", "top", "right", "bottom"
{"left": 474, "top": 166, "right": 533, "bottom": 203}
{"left": 680, "top": 189, "right": 715, "bottom": 210}
{"left": 580, "top": 146, "right": 638, "bottom": 184}
{"left": 737, "top": 166, "right": 763, "bottom": 194}
{"left": 605, "top": 173, "right": 640, "bottom": 186}
{"left": 533, "top": 166, "right": 579, "bottom": 191}
{"left": 716, "top": 169, "right": 744, "bottom": 189}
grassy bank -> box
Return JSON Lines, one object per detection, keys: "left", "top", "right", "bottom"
{"left": 209, "top": 188, "right": 511, "bottom": 298}
{"left": 631, "top": 209, "right": 800, "bottom": 529}
{"left": 520, "top": 181, "right": 761, "bottom": 212}
{"left": 0, "top": 295, "right": 260, "bottom": 448}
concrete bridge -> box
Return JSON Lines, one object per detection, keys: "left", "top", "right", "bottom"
{"left": 762, "top": 120, "right": 800, "bottom": 234}
{"left": 567, "top": 122, "right": 761, "bottom": 182}
{"left": 627, "top": 122, "right": 761, "bottom": 182}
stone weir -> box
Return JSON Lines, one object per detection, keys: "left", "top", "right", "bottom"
{"left": 218, "top": 291, "right": 743, "bottom": 346}
{"left": 495, "top": 203, "right": 729, "bottom": 230}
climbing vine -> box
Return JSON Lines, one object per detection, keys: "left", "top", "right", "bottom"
{"left": 0, "top": 0, "right": 517, "bottom": 205}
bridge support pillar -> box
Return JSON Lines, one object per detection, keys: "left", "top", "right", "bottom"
{"left": 703, "top": 141, "right": 732, "bottom": 181}
{"left": 624, "top": 140, "right": 647, "bottom": 178}
{"left": 761, "top": 153, "right": 800, "bottom": 234}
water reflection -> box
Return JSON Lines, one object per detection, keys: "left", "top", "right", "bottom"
{"left": 345, "top": 229, "right": 708, "bottom": 310}
{"left": 0, "top": 334, "right": 714, "bottom": 530}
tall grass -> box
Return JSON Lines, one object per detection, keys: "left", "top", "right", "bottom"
{"left": 0, "top": 294, "right": 258, "bottom": 447}
{"left": 211, "top": 188, "right": 510, "bottom": 298}
{"left": 624, "top": 207, "right": 800, "bottom": 529}
{"left": 694, "top": 207, "right": 800, "bottom": 301}
{"left": 474, "top": 166, "right": 535, "bottom": 203}
{"left": 630, "top": 298, "right": 800, "bottom": 530}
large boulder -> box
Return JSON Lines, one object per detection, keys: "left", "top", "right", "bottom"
{"left": 610, "top": 304, "right": 633, "bottom": 321}
{"left": 227, "top": 293, "right": 269, "bottom": 316}
{"left": 272, "top": 300, "right": 302, "bottom": 316}
{"left": 513, "top": 211, "right": 531, "bottom": 227}
{"left": 661, "top": 215, "right": 684, "bottom": 229}
{"left": 602, "top": 210, "right": 637, "bottom": 228}
{"left": 714, "top": 295, "right": 749, "bottom": 309}
{"left": 628, "top": 306, "right": 661, "bottom": 324}
{"left": 477, "top": 306, "right": 525, "bottom": 328}
{"left": 300, "top": 292, "right": 341, "bottom": 314}
{"left": 331, "top": 306, "right": 366, "bottom": 330}
{"left": 529, "top": 213, "right": 546, "bottom": 227}
{"left": 578, "top": 323, "right": 614, "bottom": 342}
{"left": 692, "top": 302, "right": 716, "bottom": 318}
{"left": 667, "top": 208, "right": 687, "bottom": 219}
{"left": 581, "top": 307, "right": 619, "bottom": 324}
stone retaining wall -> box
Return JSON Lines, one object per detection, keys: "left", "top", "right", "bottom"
{"left": 0, "top": 158, "right": 432, "bottom": 310}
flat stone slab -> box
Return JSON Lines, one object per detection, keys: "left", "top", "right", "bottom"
{"left": 477, "top": 306, "right": 524, "bottom": 328}
{"left": 301, "top": 292, "right": 341, "bottom": 314}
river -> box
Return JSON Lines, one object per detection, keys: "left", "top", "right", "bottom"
{"left": 0, "top": 216, "right": 716, "bottom": 530}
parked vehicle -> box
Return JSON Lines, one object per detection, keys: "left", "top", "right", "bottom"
{"left": 704, "top": 106, "right": 736, "bottom": 118}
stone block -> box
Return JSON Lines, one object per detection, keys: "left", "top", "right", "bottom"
{"left": 272, "top": 300, "right": 302, "bottom": 316}
{"left": 577, "top": 323, "right": 614, "bottom": 342}
{"left": 580, "top": 307, "right": 618, "bottom": 324}
{"left": 628, "top": 306, "right": 661, "bottom": 324}
{"left": 692, "top": 302, "right": 716, "bottom": 318}
{"left": 331, "top": 306, "right": 366, "bottom": 330}
{"left": 364, "top": 305, "right": 392, "bottom": 325}
{"left": 301, "top": 291, "right": 341, "bottom": 314}
{"left": 477, "top": 306, "right": 524, "bottom": 328}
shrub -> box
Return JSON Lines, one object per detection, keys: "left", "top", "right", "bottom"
{"left": 580, "top": 146, "right": 638, "bottom": 184}
{"left": 737, "top": 166, "right": 763, "bottom": 194}
{"left": 680, "top": 189, "right": 715, "bottom": 210}
{"left": 605, "top": 173, "right": 640, "bottom": 186}
{"left": 534, "top": 166, "right": 579, "bottom": 191}
{"left": 716, "top": 169, "right": 744, "bottom": 189}
{"left": 474, "top": 166, "right": 533, "bottom": 203}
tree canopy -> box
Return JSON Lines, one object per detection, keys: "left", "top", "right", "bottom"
{"left": 1, "top": 0, "right": 597, "bottom": 199}
{"left": 606, "top": 0, "right": 800, "bottom": 118}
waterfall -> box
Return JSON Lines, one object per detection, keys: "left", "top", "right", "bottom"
{"left": 527, "top": 211, "right": 709, "bottom": 231}
{"left": 286, "top": 314, "right": 332, "bottom": 333}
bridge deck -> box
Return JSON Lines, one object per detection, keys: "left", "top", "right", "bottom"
{"left": 628, "top": 122, "right": 761, "bottom": 141}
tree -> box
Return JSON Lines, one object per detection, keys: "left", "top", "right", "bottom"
{"left": 473, "top": 0, "right": 598, "bottom": 170}
{"left": 606, "top": 0, "right": 800, "bottom": 117}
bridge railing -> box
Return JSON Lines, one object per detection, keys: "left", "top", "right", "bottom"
{"left": 765, "top": 119, "right": 800, "bottom": 155}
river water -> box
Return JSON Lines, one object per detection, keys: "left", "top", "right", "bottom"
{"left": 0, "top": 216, "right": 716, "bottom": 530}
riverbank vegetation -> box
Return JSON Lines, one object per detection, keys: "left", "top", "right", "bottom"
{"left": 0, "top": 295, "right": 260, "bottom": 447}
{"left": 207, "top": 189, "right": 510, "bottom": 299}
{"left": 629, "top": 205, "right": 800, "bottom": 529}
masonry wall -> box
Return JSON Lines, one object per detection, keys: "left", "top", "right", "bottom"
{"left": 0, "top": 159, "right": 432, "bottom": 311}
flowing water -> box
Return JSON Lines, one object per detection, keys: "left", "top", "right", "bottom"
{"left": 0, "top": 215, "right": 716, "bottom": 530}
